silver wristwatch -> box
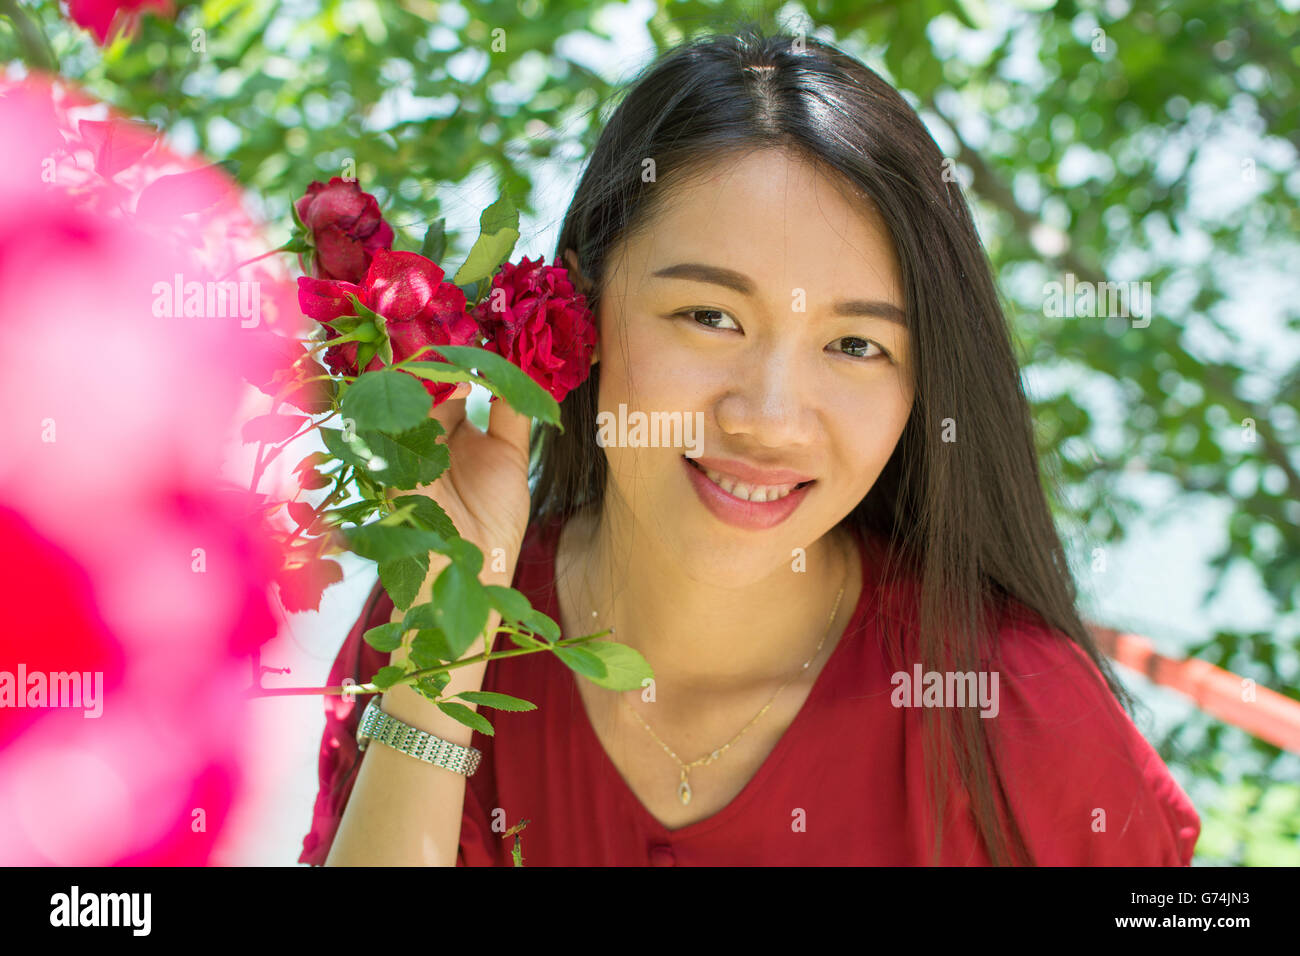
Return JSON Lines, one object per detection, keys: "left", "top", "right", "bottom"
{"left": 356, "top": 696, "right": 482, "bottom": 777}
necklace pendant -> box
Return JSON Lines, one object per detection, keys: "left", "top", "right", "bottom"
{"left": 677, "top": 778, "right": 692, "bottom": 805}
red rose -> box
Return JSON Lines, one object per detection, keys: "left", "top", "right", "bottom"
{"left": 66, "top": 0, "right": 174, "bottom": 46}
{"left": 294, "top": 178, "right": 395, "bottom": 284}
{"left": 297, "top": 250, "right": 480, "bottom": 406}
{"left": 474, "top": 255, "right": 597, "bottom": 403}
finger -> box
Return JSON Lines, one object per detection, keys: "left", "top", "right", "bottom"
{"left": 487, "top": 392, "right": 533, "bottom": 462}
{"left": 429, "top": 381, "right": 471, "bottom": 438}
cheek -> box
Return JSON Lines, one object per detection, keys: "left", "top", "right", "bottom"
{"left": 595, "top": 315, "right": 700, "bottom": 486}
{"left": 832, "top": 379, "right": 913, "bottom": 478}
{"left": 602, "top": 312, "right": 704, "bottom": 407}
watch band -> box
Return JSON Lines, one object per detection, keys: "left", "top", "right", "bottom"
{"left": 356, "top": 695, "right": 482, "bottom": 777}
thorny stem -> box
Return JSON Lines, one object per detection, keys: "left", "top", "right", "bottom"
{"left": 217, "top": 244, "right": 290, "bottom": 282}
{"left": 243, "top": 627, "right": 615, "bottom": 699}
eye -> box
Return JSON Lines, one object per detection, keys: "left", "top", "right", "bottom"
{"left": 830, "top": 335, "right": 890, "bottom": 361}
{"left": 676, "top": 308, "right": 740, "bottom": 331}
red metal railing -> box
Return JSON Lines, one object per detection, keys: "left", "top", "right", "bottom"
{"left": 1089, "top": 622, "right": 1300, "bottom": 754}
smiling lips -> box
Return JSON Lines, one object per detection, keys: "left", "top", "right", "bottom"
{"left": 682, "top": 454, "right": 815, "bottom": 529}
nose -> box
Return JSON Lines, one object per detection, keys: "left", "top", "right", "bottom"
{"left": 714, "top": 344, "right": 818, "bottom": 449}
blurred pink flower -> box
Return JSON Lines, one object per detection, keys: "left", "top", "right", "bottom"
{"left": 0, "top": 74, "right": 286, "bottom": 865}
{"left": 65, "top": 0, "right": 175, "bottom": 46}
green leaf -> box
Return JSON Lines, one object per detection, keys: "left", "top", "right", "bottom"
{"left": 410, "top": 628, "right": 456, "bottom": 668}
{"left": 484, "top": 584, "right": 532, "bottom": 623}
{"left": 579, "top": 641, "right": 653, "bottom": 691}
{"left": 378, "top": 501, "right": 420, "bottom": 526}
{"left": 453, "top": 226, "right": 518, "bottom": 287}
{"left": 387, "top": 494, "right": 458, "bottom": 538}
{"left": 363, "top": 621, "right": 407, "bottom": 653}
{"left": 455, "top": 690, "right": 537, "bottom": 712}
{"left": 506, "top": 631, "right": 546, "bottom": 650}
{"left": 520, "top": 607, "right": 560, "bottom": 643}
{"left": 421, "top": 217, "right": 447, "bottom": 264}
{"left": 345, "top": 522, "right": 450, "bottom": 563}
{"left": 479, "top": 190, "right": 520, "bottom": 237}
{"left": 340, "top": 369, "right": 432, "bottom": 433}
{"left": 359, "top": 419, "right": 450, "bottom": 488}
{"left": 452, "top": 190, "right": 520, "bottom": 286}
{"left": 436, "top": 700, "right": 495, "bottom": 736}
{"left": 371, "top": 665, "right": 407, "bottom": 691}
{"left": 412, "top": 672, "right": 451, "bottom": 702}
{"left": 442, "top": 536, "right": 484, "bottom": 575}
{"left": 401, "top": 600, "right": 439, "bottom": 631}
{"left": 319, "top": 426, "right": 373, "bottom": 472}
{"left": 456, "top": 279, "right": 481, "bottom": 304}
{"left": 323, "top": 499, "right": 380, "bottom": 526}
{"left": 424, "top": 671, "right": 452, "bottom": 695}
{"left": 432, "top": 560, "right": 491, "bottom": 658}
{"left": 401, "top": 361, "right": 481, "bottom": 387}
{"left": 428, "top": 344, "right": 561, "bottom": 426}
{"left": 378, "top": 554, "right": 429, "bottom": 610}
{"left": 552, "top": 645, "right": 606, "bottom": 679}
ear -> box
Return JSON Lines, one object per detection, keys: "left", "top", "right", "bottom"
{"left": 563, "top": 247, "right": 594, "bottom": 297}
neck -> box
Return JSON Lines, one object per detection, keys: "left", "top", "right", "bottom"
{"left": 557, "top": 500, "right": 860, "bottom": 696}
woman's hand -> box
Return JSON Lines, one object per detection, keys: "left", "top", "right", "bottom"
{"left": 392, "top": 380, "right": 534, "bottom": 599}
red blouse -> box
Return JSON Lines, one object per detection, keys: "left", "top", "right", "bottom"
{"left": 300, "top": 513, "right": 1201, "bottom": 866}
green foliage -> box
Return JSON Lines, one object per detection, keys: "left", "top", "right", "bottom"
{"left": 453, "top": 189, "right": 520, "bottom": 288}
{"left": 320, "top": 420, "right": 449, "bottom": 490}
{"left": 339, "top": 369, "right": 431, "bottom": 434}
{"left": 455, "top": 690, "right": 538, "bottom": 712}
{"left": 422, "top": 344, "right": 562, "bottom": 426}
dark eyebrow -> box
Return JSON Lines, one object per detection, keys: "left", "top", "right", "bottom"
{"left": 651, "top": 262, "right": 907, "bottom": 325}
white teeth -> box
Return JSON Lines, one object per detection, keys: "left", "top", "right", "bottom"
{"left": 699, "top": 465, "right": 798, "bottom": 502}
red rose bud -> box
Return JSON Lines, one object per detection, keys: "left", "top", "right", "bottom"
{"left": 474, "top": 255, "right": 598, "bottom": 403}
{"left": 297, "top": 250, "right": 480, "bottom": 406}
{"left": 294, "top": 177, "right": 395, "bottom": 284}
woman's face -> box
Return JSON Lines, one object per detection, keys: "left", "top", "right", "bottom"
{"left": 591, "top": 147, "right": 914, "bottom": 581}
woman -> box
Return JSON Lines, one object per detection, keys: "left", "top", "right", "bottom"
{"left": 301, "top": 27, "right": 1201, "bottom": 866}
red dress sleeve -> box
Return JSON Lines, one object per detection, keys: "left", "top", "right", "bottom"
{"left": 298, "top": 577, "right": 499, "bottom": 866}
{"left": 985, "top": 608, "right": 1201, "bottom": 865}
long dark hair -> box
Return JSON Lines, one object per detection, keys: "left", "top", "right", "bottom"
{"left": 528, "top": 25, "right": 1137, "bottom": 865}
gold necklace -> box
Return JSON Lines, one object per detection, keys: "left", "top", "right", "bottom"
{"left": 579, "top": 540, "right": 848, "bottom": 807}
